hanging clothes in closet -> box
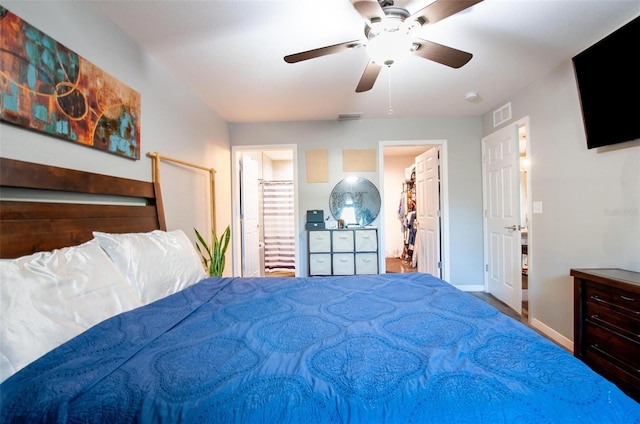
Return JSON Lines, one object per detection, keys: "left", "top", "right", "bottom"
{"left": 399, "top": 166, "right": 417, "bottom": 266}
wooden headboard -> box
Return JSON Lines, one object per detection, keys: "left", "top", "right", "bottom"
{"left": 0, "top": 157, "right": 166, "bottom": 259}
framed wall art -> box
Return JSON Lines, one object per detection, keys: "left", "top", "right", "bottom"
{"left": 0, "top": 7, "right": 141, "bottom": 160}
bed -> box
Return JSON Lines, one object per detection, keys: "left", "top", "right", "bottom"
{"left": 1, "top": 158, "right": 638, "bottom": 423}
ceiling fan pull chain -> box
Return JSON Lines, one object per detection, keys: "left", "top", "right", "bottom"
{"left": 387, "top": 65, "right": 394, "bottom": 115}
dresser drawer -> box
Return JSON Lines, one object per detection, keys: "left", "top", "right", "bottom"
{"left": 332, "top": 231, "right": 354, "bottom": 252}
{"left": 309, "top": 253, "right": 331, "bottom": 275}
{"left": 355, "top": 253, "right": 378, "bottom": 274}
{"left": 355, "top": 229, "right": 377, "bottom": 252}
{"left": 585, "top": 283, "right": 640, "bottom": 319}
{"left": 333, "top": 253, "right": 354, "bottom": 275}
{"left": 584, "top": 323, "right": 640, "bottom": 372}
{"left": 585, "top": 301, "right": 640, "bottom": 341}
{"left": 309, "top": 231, "right": 331, "bottom": 252}
{"left": 582, "top": 348, "right": 640, "bottom": 400}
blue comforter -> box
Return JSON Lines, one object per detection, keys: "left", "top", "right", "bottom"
{"left": 2, "top": 273, "right": 638, "bottom": 423}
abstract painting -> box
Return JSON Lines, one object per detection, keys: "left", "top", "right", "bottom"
{"left": 0, "top": 7, "right": 141, "bottom": 160}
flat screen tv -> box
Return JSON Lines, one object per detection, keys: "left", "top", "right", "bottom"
{"left": 572, "top": 16, "right": 640, "bottom": 149}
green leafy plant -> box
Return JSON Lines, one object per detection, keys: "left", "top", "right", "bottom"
{"left": 194, "top": 226, "right": 230, "bottom": 277}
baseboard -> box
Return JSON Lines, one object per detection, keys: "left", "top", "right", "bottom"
{"left": 531, "top": 318, "right": 573, "bottom": 352}
{"left": 455, "top": 284, "right": 485, "bottom": 292}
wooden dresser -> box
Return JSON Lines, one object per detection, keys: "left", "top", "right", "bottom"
{"left": 571, "top": 268, "right": 640, "bottom": 401}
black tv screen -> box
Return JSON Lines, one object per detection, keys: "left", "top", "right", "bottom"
{"left": 572, "top": 16, "right": 640, "bottom": 149}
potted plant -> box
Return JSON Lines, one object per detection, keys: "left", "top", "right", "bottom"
{"left": 194, "top": 226, "right": 230, "bottom": 277}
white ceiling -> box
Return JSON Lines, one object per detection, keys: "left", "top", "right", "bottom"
{"left": 90, "top": 0, "right": 639, "bottom": 123}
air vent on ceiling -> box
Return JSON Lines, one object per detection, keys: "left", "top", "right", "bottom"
{"left": 493, "top": 102, "right": 512, "bottom": 127}
{"left": 337, "top": 113, "right": 363, "bottom": 121}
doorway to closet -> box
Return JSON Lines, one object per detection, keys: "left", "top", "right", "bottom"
{"left": 231, "top": 146, "right": 299, "bottom": 278}
{"left": 380, "top": 140, "right": 450, "bottom": 282}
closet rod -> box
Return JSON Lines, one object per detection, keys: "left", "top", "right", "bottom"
{"left": 147, "top": 151, "right": 217, "bottom": 234}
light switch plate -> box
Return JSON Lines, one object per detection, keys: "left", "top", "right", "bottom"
{"left": 533, "top": 201, "right": 543, "bottom": 214}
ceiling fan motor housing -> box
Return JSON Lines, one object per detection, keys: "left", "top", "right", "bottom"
{"left": 365, "top": 7, "right": 417, "bottom": 65}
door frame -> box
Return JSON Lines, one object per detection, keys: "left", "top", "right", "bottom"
{"left": 378, "top": 139, "right": 450, "bottom": 282}
{"left": 231, "top": 144, "right": 300, "bottom": 277}
{"left": 481, "top": 116, "right": 532, "bottom": 316}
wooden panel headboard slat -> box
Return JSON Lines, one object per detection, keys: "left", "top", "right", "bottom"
{"left": 0, "top": 158, "right": 167, "bottom": 258}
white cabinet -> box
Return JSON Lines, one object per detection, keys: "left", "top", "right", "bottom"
{"left": 308, "top": 229, "right": 378, "bottom": 276}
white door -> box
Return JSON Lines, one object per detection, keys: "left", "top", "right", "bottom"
{"left": 240, "top": 154, "right": 261, "bottom": 277}
{"left": 482, "top": 125, "right": 522, "bottom": 314}
{"left": 415, "top": 147, "right": 441, "bottom": 278}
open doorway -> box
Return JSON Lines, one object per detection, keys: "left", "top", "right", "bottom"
{"left": 379, "top": 140, "right": 450, "bottom": 282}
{"left": 231, "top": 145, "right": 299, "bottom": 277}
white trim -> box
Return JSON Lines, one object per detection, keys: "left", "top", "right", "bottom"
{"left": 455, "top": 284, "right": 485, "bottom": 292}
{"left": 378, "top": 139, "right": 450, "bottom": 283}
{"left": 531, "top": 318, "right": 573, "bottom": 352}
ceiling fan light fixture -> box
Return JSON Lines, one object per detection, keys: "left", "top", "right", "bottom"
{"left": 365, "top": 17, "right": 415, "bottom": 66}
{"left": 366, "top": 31, "right": 412, "bottom": 65}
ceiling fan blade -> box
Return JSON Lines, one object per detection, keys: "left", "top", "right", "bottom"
{"left": 411, "top": 38, "right": 473, "bottom": 69}
{"left": 356, "top": 60, "right": 383, "bottom": 92}
{"left": 412, "top": 39, "right": 473, "bottom": 68}
{"left": 409, "top": 0, "right": 483, "bottom": 26}
{"left": 284, "top": 40, "right": 363, "bottom": 63}
{"left": 351, "top": 0, "right": 385, "bottom": 23}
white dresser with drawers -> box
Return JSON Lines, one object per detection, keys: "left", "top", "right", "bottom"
{"left": 307, "top": 228, "right": 378, "bottom": 276}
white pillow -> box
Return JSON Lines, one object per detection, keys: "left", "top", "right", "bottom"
{"left": 0, "top": 239, "right": 142, "bottom": 383}
{"left": 93, "top": 229, "right": 206, "bottom": 304}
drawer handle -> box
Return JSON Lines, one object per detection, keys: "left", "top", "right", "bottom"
{"left": 589, "top": 343, "right": 639, "bottom": 374}
{"left": 589, "top": 314, "right": 640, "bottom": 338}
{"left": 590, "top": 294, "right": 640, "bottom": 315}
{"left": 590, "top": 343, "right": 613, "bottom": 359}
{"left": 591, "top": 293, "right": 636, "bottom": 302}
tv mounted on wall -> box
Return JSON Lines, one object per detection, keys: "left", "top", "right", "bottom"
{"left": 572, "top": 16, "right": 640, "bottom": 149}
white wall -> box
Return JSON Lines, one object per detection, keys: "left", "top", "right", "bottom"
{"left": 229, "top": 117, "right": 484, "bottom": 288}
{"left": 481, "top": 60, "right": 640, "bottom": 341}
{"left": 0, "top": 1, "right": 232, "bottom": 269}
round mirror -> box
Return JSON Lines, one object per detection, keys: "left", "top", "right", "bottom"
{"left": 329, "top": 177, "right": 381, "bottom": 227}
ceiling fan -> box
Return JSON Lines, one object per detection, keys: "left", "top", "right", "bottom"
{"left": 284, "top": 0, "right": 483, "bottom": 92}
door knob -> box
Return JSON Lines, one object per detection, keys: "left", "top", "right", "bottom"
{"left": 505, "top": 225, "right": 518, "bottom": 231}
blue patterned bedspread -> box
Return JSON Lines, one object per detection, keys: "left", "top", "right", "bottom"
{"left": 2, "top": 273, "right": 638, "bottom": 423}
